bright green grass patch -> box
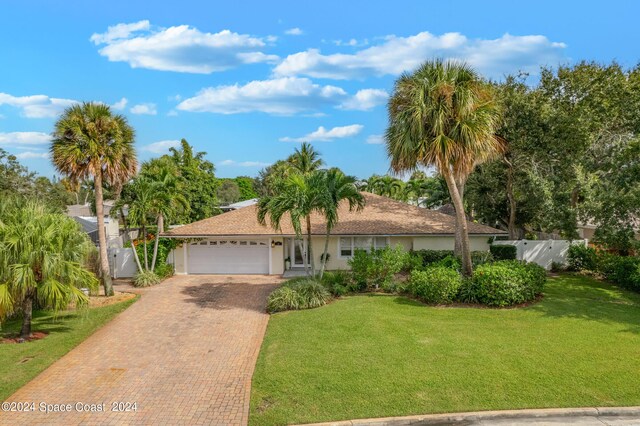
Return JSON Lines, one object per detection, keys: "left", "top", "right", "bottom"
{"left": 0, "top": 297, "right": 137, "bottom": 401}
{"left": 250, "top": 275, "right": 640, "bottom": 425}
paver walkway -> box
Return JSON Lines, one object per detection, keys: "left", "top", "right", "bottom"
{"left": 0, "top": 275, "right": 281, "bottom": 425}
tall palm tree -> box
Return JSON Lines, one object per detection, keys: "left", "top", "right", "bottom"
{"left": 143, "top": 167, "right": 189, "bottom": 271}
{"left": 404, "top": 179, "right": 427, "bottom": 204}
{"left": 287, "top": 142, "right": 323, "bottom": 176}
{"left": 317, "top": 168, "right": 365, "bottom": 278}
{"left": 0, "top": 197, "right": 98, "bottom": 339}
{"left": 258, "top": 173, "right": 325, "bottom": 276}
{"left": 386, "top": 59, "right": 502, "bottom": 276}
{"left": 51, "top": 102, "right": 137, "bottom": 295}
{"left": 377, "top": 175, "right": 404, "bottom": 199}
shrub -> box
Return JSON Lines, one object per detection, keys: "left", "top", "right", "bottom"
{"left": 321, "top": 270, "right": 351, "bottom": 296}
{"left": 471, "top": 260, "right": 546, "bottom": 307}
{"left": 381, "top": 280, "right": 407, "bottom": 294}
{"left": 349, "top": 245, "right": 407, "bottom": 290}
{"left": 456, "top": 278, "right": 479, "bottom": 304}
{"left": 550, "top": 261, "right": 566, "bottom": 272}
{"left": 600, "top": 255, "right": 640, "bottom": 292}
{"left": 566, "top": 244, "right": 598, "bottom": 271}
{"left": 412, "top": 249, "right": 495, "bottom": 268}
{"left": 267, "top": 286, "right": 301, "bottom": 313}
{"left": 155, "top": 263, "right": 174, "bottom": 279}
{"left": 489, "top": 244, "right": 517, "bottom": 261}
{"left": 431, "top": 255, "right": 461, "bottom": 270}
{"left": 133, "top": 270, "right": 161, "bottom": 287}
{"left": 287, "top": 279, "right": 332, "bottom": 309}
{"left": 409, "top": 267, "right": 462, "bottom": 304}
{"left": 267, "top": 278, "right": 332, "bottom": 313}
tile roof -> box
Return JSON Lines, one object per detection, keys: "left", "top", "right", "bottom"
{"left": 163, "top": 192, "right": 506, "bottom": 237}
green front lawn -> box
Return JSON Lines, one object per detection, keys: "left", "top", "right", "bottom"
{"left": 0, "top": 297, "right": 137, "bottom": 401}
{"left": 250, "top": 274, "right": 640, "bottom": 425}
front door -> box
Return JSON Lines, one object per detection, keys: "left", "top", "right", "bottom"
{"left": 291, "top": 238, "right": 308, "bottom": 267}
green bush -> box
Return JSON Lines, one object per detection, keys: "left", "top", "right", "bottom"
{"left": 471, "top": 260, "right": 546, "bottom": 307}
{"left": 321, "top": 270, "right": 351, "bottom": 296}
{"left": 412, "top": 249, "right": 495, "bottom": 268}
{"left": 550, "top": 261, "right": 566, "bottom": 272}
{"left": 489, "top": 245, "right": 517, "bottom": 261}
{"left": 409, "top": 267, "right": 462, "bottom": 304}
{"left": 456, "top": 278, "right": 479, "bottom": 303}
{"left": 131, "top": 238, "right": 179, "bottom": 276}
{"left": 267, "top": 286, "right": 301, "bottom": 313}
{"left": 431, "top": 255, "right": 461, "bottom": 270}
{"left": 267, "top": 278, "right": 332, "bottom": 313}
{"left": 349, "top": 245, "right": 407, "bottom": 290}
{"left": 599, "top": 255, "right": 640, "bottom": 292}
{"left": 567, "top": 244, "right": 598, "bottom": 271}
{"left": 133, "top": 270, "right": 161, "bottom": 288}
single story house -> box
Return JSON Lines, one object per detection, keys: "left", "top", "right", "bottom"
{"left": 163, "top": 192, "right": 506, "bottom": 275}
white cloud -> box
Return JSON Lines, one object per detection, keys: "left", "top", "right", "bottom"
{"left": 177, "top": 77, "right": 347, "bottom": 115}
{"left": 285, "top": 27, "right": 303, "bottom": 36}
{"left": 366, "top": 134, "right": 384, "bottom": 145}
{"left": 0, "top": 93, "right": 77, "bottom": 118}
{"left": 280, "top": 124, "right": 363, "bottom": 142}
{"left": 141, "top": 139, "right": 180, "bottom": 153}
{"left": 111, "top": 97, "right": 128, "bottom": 110}
{"left": 15, "top": 151, "right": 49, "bottom": 159}
{"left": 91, "top": 21, "right": 279, "bottom": 73}
{"left": 274, "top": 32, "right": 567, "bottom": 80}
{"left": 0, "top": 131, "right": 51, "bottom": 147}
{"left": 333, "top": 38, "right": 369, "bottom": 47}
{"left": 130, "top": 103, "right": 157, "bottom": 115}
{"left": 219, "top": 159, "right": 271, "bottom": 167}
{"left": 340, "top": 89, "right": 388, "bottom": 111}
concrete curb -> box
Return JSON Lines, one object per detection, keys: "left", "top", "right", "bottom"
{"left": 297, "top": 406, "right": 640, "bottom": 425}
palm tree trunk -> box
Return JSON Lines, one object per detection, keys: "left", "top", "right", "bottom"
{"left": 120, "top": 209, "right": 143, "bottom": 273}
{"left": 298, "top": 239, "right": 308, "bottom": 276}
{"left": 442, "top": 169, "right": 473, "bottom": 277}
{"left": 142, "top": 224, "right": 149, "bottom": 271}
{"left": 306, "top": 215, "right": 315, "bottom": 277}
{"left": 454, "top": 180, "right": 465, "bottom": 257}
{"left": 320, "top": 230, "right": 330, "bottom": 279}
{"left": 151, "top": 214, "right": 163, "bottom": 271}
{"left": 20, "top": 295, "right": 33, "bottom": 339}
{"left": 94, "top": 172, "right": 114, "bottom": 296}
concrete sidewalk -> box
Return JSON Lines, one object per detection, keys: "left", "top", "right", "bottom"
{"left": 300, "top": 407, "right": 640, "bottom": 425}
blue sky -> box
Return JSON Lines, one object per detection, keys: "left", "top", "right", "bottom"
{"left": 1, "top": 0, "right": 639, "bottom": 179}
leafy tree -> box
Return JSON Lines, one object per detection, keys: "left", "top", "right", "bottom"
{"left": 0, "top": 197, "right": 98, "bottom": 339}
{"left": 254, "top": 160, "right": 293, "bottom": 196}
{"left": 386, "top": 60, "right": 501, "bottom": 276}
{"left": 0, "top": 148, "right": 35, "bottom": 196}
{"left": 51, "top": 102, "right": 137, "bottom": 296}
{"left": 217, "top": 179, "right": 241, "bottom": 204}
{"left": 235, "top": 176, "right": 258, "bottom": 200}
{"left": 166, "top": 139, "right": 220, "bottom": 222}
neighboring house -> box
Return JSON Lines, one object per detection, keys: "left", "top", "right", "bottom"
{"left": 66, "top": 203, "right": 92, "bottom": 217}
{"left": 72, "top": 216, "right": 121, "bottom": 247}
{"left": 578, "top": 220, "right": 640, "bottom": 242}
{"left": 163, "top": 192, "right": 506, "bottom": 275}
{"left": 220, "top": 198, "right": 258, "bottom": 212}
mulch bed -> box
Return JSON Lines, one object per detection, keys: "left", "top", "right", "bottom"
{"left": 1, "top": 331, "right": 49, "bottom": 344}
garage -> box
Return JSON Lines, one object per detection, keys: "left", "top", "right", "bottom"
{"left": 187, "top": 239, "right": 270, "bottom": 274}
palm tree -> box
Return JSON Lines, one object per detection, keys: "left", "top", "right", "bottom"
{"left": 377, "top": 175, "right": 404, "bottom": 199}
{"left": 317, "top": 168, "right": 365, "bottom": 278}
{"left": 0, "top": 197, "right": 98, "bottom": 339}
{"left": 287, "top": 142, "right": 324, "bottom": 176}
{"left": 386, "top": 59, "right": 502, "bottom": 276}
{"left": 404, "top": 179, "right": 427, "bottom": 204}
{"left": 143, "top": 167, "right": 189, "bottom": 271}
{"left": 51, "top": 102, "right": 137, "bottom": 295}
{"left": 258, "top": 173, "right": 325, "bottom": 276}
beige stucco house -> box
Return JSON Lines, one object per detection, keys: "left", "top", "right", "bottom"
{"left": 163, "top": 192, "right": 506, "bottom": 275}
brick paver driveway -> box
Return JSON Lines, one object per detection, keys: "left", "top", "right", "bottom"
{"left": 1, "top": 275, "right": 281, "bottom": 425}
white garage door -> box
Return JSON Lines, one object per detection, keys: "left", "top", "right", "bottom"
{"left": 187, "top": 239, "right": 269, "bottom": 274}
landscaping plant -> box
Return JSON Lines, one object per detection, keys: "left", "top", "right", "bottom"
{"left": 349, "top": 245, "right": 406, "bottom": 290}
{"left": 409, "top": 267, "right": 462, "bottom": 304}
{"left": 489, "top": 244, "right": 517, "bottom": 261}
{"left": 471, "top": 260, "right": 546, "bottom": 307}
{"left": 267, "top": 278, "right": 332, "bottom": 313}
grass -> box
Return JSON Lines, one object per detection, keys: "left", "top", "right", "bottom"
{"left": 0, "top": 297, "right": 137, "bottom": 401}
{"left": 250, "top": 274, "right": 640, "bottom": 425}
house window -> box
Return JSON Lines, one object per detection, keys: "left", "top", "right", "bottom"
{"left": 339, "top": 236, "right": 389, "bottom": 258}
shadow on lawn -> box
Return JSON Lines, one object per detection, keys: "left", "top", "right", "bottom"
{"left": 181, "top": 282, "right": 278, "bottom": 312}
{"left": 528, "top": 274, "right": 640, "bottom": 334}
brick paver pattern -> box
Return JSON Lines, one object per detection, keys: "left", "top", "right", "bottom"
{"left": 0, "top": 275, "right": 280, "bottom": 425}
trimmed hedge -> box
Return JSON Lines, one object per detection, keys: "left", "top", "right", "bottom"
{"left": 471, "top": 260, "right": 546, "bottom": 307}
{"left": 567, "top": 244, "right": 598, "bottom": 271}
{"left": 409, "top": 267, "right": 462, "bottom": 304}
{"left": 489, "top": 244, "right": 517, "bottom": 261}
{"left": 411, "top": 249, "right": 495, "bottom": 267}
{"left": 597, "top": 253, "right": 640, "bottom": 292}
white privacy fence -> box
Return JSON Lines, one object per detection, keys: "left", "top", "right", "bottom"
{"left": 492, "top": 239, "right": 588, "bottom": 270}
{"left": 108, "top": 248, "right": 138, "bottom": 278}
